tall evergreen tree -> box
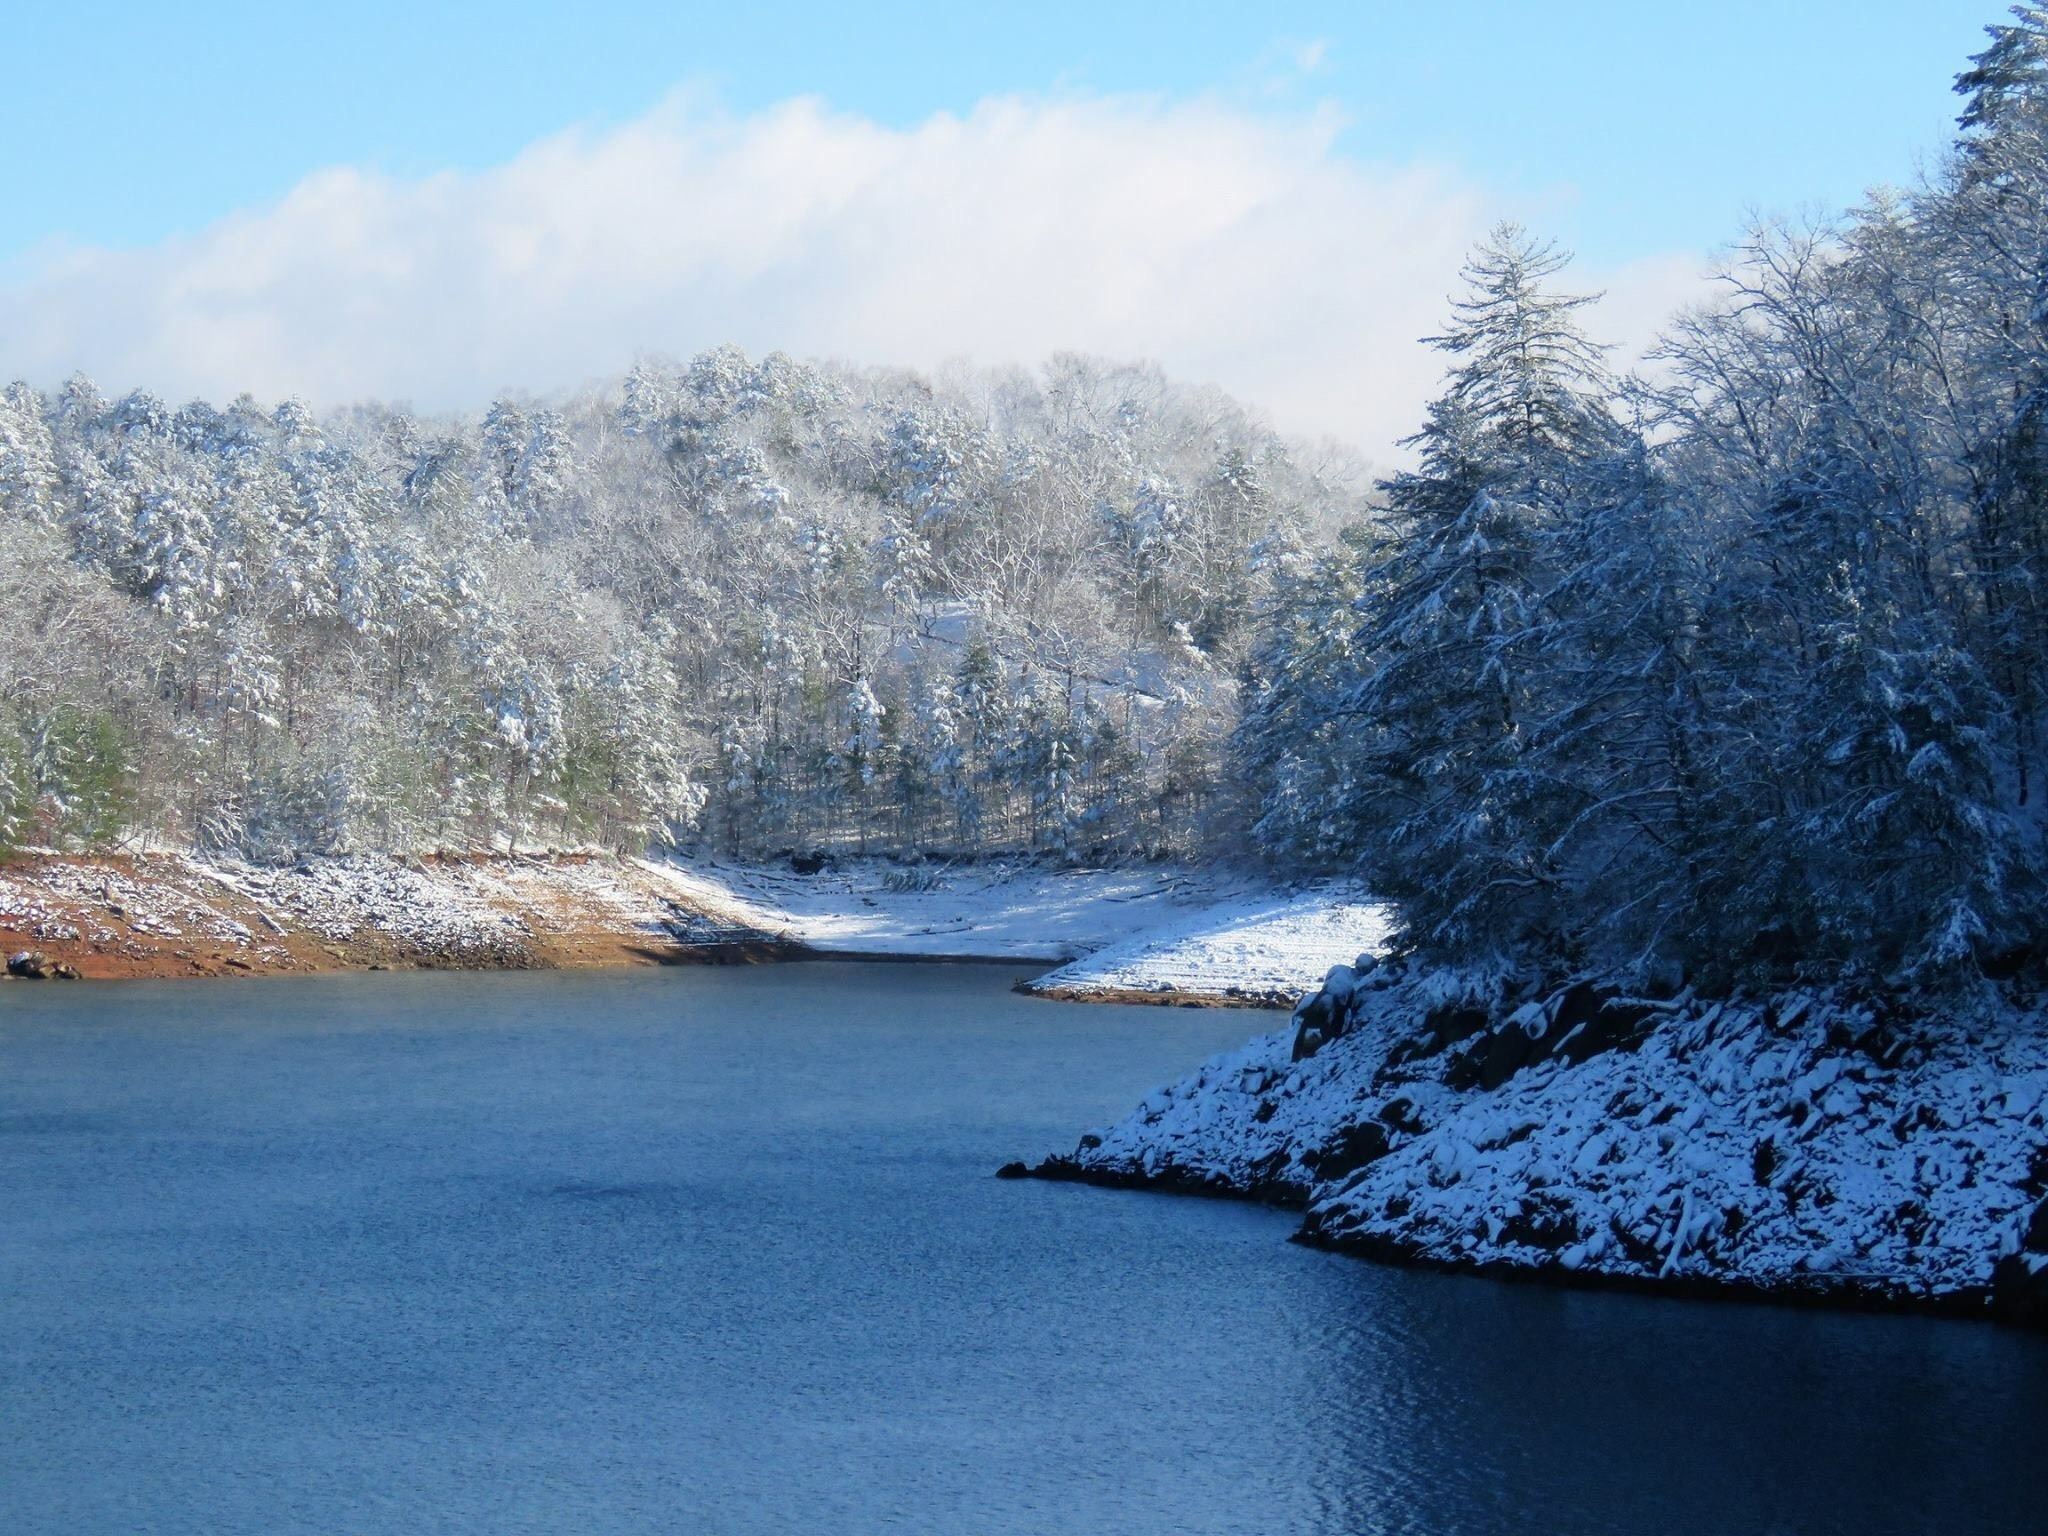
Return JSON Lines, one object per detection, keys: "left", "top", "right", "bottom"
{"left": 1323, "top": 226, "right": 1620, "bottom": 957}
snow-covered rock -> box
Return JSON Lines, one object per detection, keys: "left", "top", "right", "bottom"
{"left": 1025, "top": 960, "right": 2048, "bottom": 1323}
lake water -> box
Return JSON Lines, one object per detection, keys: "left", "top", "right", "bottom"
{"left": 1, "top": 963, "right": 2042, "bottom": 1535}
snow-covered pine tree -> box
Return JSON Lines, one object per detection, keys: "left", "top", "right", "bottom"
{"left": 1332, "top": 225, "right": 1621, "bottom": 959}
{"left": 0, "top": 383, "right": 60, "bottom": 526}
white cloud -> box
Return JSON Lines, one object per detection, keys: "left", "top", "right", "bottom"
{"left": 0, "top": 90, "right": 1710, "bottom": 460}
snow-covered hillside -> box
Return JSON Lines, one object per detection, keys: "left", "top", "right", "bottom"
{"left": 1019, "top": 958, "right": 2048, "bottom": 1325}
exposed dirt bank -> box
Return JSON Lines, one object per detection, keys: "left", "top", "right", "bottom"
{"left": 0, "top": 851, "right": 791, "bottom": 982}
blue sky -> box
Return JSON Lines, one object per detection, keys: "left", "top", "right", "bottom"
{"left": 0, "top": 2, "right": 2001, "bottom": 453}
{"left": 7, "top": 1, "right": 1988, "bottom": 265}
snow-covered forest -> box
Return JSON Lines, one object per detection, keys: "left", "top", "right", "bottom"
{"left": 0, "top": 351, "right": 1358, "bottom": 863}
{"left": 1241, "top": 11, "right": 2048, "bottom": 992}
{"left": 9, "top": 9, "right": 2048, "bottom": 1002}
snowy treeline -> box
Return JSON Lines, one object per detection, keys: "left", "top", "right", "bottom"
{"left": 1239, "top": 10, "right": 2048, "bottom": 989}
{"left": 15, "top": 4, "right": 2048, "bottom": 1003}
{"left": 0, "top": 347, "right": 1356, "bottom": 862}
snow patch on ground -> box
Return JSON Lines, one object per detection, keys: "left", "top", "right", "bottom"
{"left": 1026, "top": 885, "right": 1394, "bottom": 1004}
{"left": 641, "top": 855, "right": 1228, "bottom": 960}
{"left": 642, "top": 855, "right": 1390, "bottom": 1003}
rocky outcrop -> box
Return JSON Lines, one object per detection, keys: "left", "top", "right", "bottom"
{"left": 1017, "top": 959, "right": 2048, "bottom": 1327}
{"left": 5, "top": 949, "right": 77, "bottom": 980}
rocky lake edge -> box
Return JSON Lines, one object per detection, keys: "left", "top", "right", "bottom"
{"left": 1005, "top": 956, "right": 2048, "bottom": 1332}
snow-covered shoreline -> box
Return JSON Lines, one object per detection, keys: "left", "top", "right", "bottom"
{"left": 0, "top": 849, "right": 1383, "bottom": 1003}
{"left": 644, "top": 855, "right": 1395, "bottom": 1002}
{"left": 638, "top": 855, "right": 1249, "bottom": 964}
{"left": 1014, "top": 959, "right": 2048, "bottom": 1328}
{"left": 1023, "top": 883, "right": 1393, "bottom": 1006}
{"left": 17, "top": 845, "right": 2045, "bottom": 1327}
{"left": 0, "top": 850, "right": 791, "bottom": 980}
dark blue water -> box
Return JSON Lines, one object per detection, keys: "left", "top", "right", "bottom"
{"left": 1, "top": 964, "right": 2042, "bottom": 1535}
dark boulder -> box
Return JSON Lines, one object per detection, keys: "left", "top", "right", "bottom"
{"left": 1445, "top": 1022, "right": 1537, "bottom": 1090}
{"left": 1550, "top": 986, "right": 1654, "bottom": 1064}
{"left": 1376, "top": 989, "right": 1481, "bottom": 1072}
{"left": 1443, "top": 1041, "right": 1485, "bottom": 1091}
{"left": 1500, "top": 1194, "right": 1581, "bottom": 1253}
{"left": 1424, "top": 1002, "right": 1489, "bottom": 1053}
{"left": 1445, "top": 985, "right": 1657, "bottom": 1091}
{"left": 1302, "top": 1120, "right": 1391, "bottom": 1185}
{"left": 1478, "top": 1024, "right": 1541, "bottom": 1089}
{"left": 6, "top": 950, "right": 49, "bottom": 979}
{"left": 1378, "top": 1096, "right": 1427, "bottom": 1136}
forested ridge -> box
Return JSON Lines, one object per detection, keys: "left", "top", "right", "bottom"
{"left": 10, "top": 9, "right": 2048, "bottom": 997}
{"left": 0, "top": 351, "right": 1358, "bottom": 864}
